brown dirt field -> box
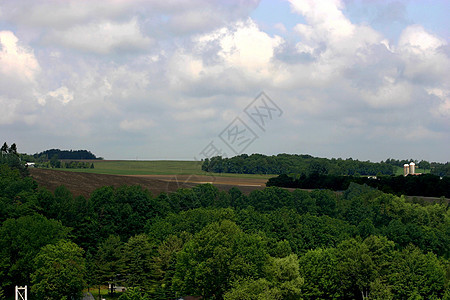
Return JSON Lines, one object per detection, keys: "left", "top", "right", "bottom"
{"left": 29, "top": 169, "right": 267, "bottom": 198}
{"left": 29, "top": 169, "right": 448, "bottom": 203}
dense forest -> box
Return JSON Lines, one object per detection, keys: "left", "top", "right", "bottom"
{"left": 31, "top": 148, "right": 101, "bottom": 160}
{"left": 202, "top": 154, "right": 450, "bottom": 177}
{"left": 1, "top": 147, "right": 449, "bottom": 299}
{"left": 267, "top": 173, "right": 450, "bottom": 197}
{"left": 202, "top": 154, "right": 395, "bottom": 176}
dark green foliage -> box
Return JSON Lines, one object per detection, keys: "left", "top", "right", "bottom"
{"left": 31, "top": 240, "right": 86, "bottom": 300}
{"left": 49, "top": 154, "right": 61, "bottom": 168}
{"left": 387, "top": 246, "right": 447, "bottom": 299}
{"left": 298, "top": 247, "right": 342, "bottom": 298}
{"left": 268, "top": 173, "right": 450, "bottom": 197}
{"left": 95, "top": 235, "right": 124, "bottom": 293}
{"left": 203, "top": 153, "right": 394, "bottom": 175}
{"left": 431, "top": 162, "right": 450, "bottom": 176}
{"left": 91, "top": 185, "right": 161, "bottom": 241}
{"left": 0, "top": 165, "right": 38, "bottom": 222}
{"left": 172, "top": 220, "right": 269, "bottom": 299}
{"left": 122, "top": 234, "right": 154, "bottom": 291}
{"left": 224, "top": 254, "right": 303, "bottom": 300}
{"left": 119, "top": 287, "right": 150, "bottom": 300}
{"left": 63, "top": 161, "right": 92, "bottom": 169}
{"left": 149, "top": 234, "right": 186, "bottom": 299}
{"left": 33, "top": 148, "right": 100, "bottom": 160}
{"left": 146, "top": 207, "right": 235, "bottom": 242}
{"left": 0, "top": 142, "right": 28, "bottom": 176}
{"left": 0, "top": 214, "right": 70, "bottom": 292}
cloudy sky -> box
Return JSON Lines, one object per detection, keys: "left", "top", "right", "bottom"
{"left": 0, "top": 0, "right": 449, "bottom": 162}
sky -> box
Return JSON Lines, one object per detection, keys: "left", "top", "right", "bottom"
{"left": 0, "top": 0, "right": 449, "bottom": 162}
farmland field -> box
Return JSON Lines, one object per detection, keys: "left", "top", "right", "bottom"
{"left": 29, "top": 161, "right": 446, "bottom": 203}
{"left": 60, "top": 160, "right": 205, "bottom": 175}
{"left": 55, "top": 160, "right": 275, "bottom": 179}
{"left": 29, "top": 160, "right": 272, "bottom": 198}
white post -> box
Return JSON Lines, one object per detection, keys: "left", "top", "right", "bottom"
{"left": 15, "top": 286, "right": 27, "bottom": 300}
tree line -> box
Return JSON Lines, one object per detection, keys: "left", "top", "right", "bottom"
{"left": 267, "top": 173, "right": 450, "bottom": 198}
{"left": 202, "top": 154, "right": 395, "bottom": 176}
{"left": 1, "top": 146, "right": 449, "bottom": 299}
{"left": 28, "top": 148, "right": 102, "bottom": 161}
{"left": 36, "top": 156, "right": 95, "bottom": 169}
{"left": 385, "top": 158, "right": 450, "bottom": 177}
{"left": 202, "top": 154, "right": 450, "bottom": 177}
{"left": 0, "top": 142, "right": 28, "bottom": 177}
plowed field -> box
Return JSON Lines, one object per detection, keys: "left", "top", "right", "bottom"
{"left": 30, "top": 168, "right": 267, "bottom": 198}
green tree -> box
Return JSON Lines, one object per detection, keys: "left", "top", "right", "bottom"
{"left": 264, "top": 254, "right": 303, "bottom": 299}
{"left": 8, "top": 143, "right": 17, "bottom": 155}
{"left": 0, "top": 165, "right": 38, "bottom": 222}
{"left": 49, "top": 154, "right": 60, "bottom": 168}
{"left": 387, "top": 245, "right": 446, "bottom": 299}
{"left": 298, "top": 247, "right": 342, "bottom": 298}
{"left": 0, "top": 214, "right": 70, "bottom": 292}
{"left": 224, "top": 279, "right": 281, "bottom": 300}
{"left": 225, "top": 254, "right": 304, "bottom": 300}
{"left": 368, "top": 278, "right": 393, "bottom": 300}
{"left": 336, "top": 238, "right": 377, "bottom": 299}
{"left": 357, "top": 218, "right": 376, "bottom": 239}
{"left": 150, "top": 234, "right": 186, "bottom": 299}
{"left": 172, "top": 220, "right": 268, "bottom": 299}
{"left": 0, "top": 142, "right": 8, "bottom": 155}
{"left": 95, "top": 235, "right": 124, "bottom": 294}
{"left": 122, "top": 234, "right": 153, "bottom": 291}
{"left": 31, "top": 240, "right": 86, "bottom": 300}
{"left": 118, "top": 287, "right": 150, "bottom": 300}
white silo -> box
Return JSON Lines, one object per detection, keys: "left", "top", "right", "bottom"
{"left": 404, "top": 164, "right": 409, "bottom": 176}
{"left": 409, "top": 162, "right": 415, "bottom": 175}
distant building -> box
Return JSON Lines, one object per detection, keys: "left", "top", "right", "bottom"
{"left": 26, "top": 162, "right": 35, "bottom": 168}
{"left": 404, "top": 162, "right": 422, "bottom": 176}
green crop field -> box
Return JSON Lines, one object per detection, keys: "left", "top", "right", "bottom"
{"left": 54, "top": 160, "right": 275, "bottom": 179}
{"left": 394, "top": 166, "right": 431, "bottom": 176}
{"left": 59, "top": 160, "right": 205, "bottom": 175}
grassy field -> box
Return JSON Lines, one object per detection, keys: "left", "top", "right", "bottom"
{"left": 53, "top": 160, "right": 275, "bottom": 179}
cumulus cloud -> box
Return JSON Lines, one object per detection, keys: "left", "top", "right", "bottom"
{"left": 0, "top": 31, "right": 40, "bottom": 82}
{"left": 167, "top": 19, "right": 283, "bottom": 96}
{"left": 47, "top": 18, "right": 152, "bottom": 54}
{"left": 40, "top": 86, "right": 74, "bottom": 105}
{"left": 0, "top": 31, "right": 41, "bottom": 125}
{"left": 120, "top": 119, "right": 155, "bottom": 132}
{"left": 0, "top": 0, "right": 448, "bottom": 161}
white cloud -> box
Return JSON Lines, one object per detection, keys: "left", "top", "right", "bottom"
{"left": 48, "top": 18, "right": 152, "bottom": 54}
{"left": 397, "top": 25, "right": 449, "bottom": 84}
{"left": 427, "top": 88, "right": 450, "bottom": 118}
{"left": 120, "top": 119, "right": 155, "bottom": 131}
{"left": 0, "top": 31, "right": 40, "bottom": 82}
{"left": 0, "top": 0, "right": 448, "bottom": 161}
{"left": 398, "top": 25, "right": 446, "bottom": 54}
{"left": 167, "top": 19, "right": 283, "bottom": 94}
{"left": 291, "top": 0, "right": 354, "bottom": 42}
{"left": 216, "top": 19, "right": 283, "bottom": 74}
{"left": 361, "top": 81, "right": 413, "bottom": 108}
{"left": 173, "top": 108, "right": 216, "bottom": 121}
{"left": 42, "top": 86, "right": 74, "bottom": 105}
{"left": 0, "top": 0, "right": 136, "bottom": 29}
{"left": 0, "top": 31, "right": 41, "bottom": 125}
